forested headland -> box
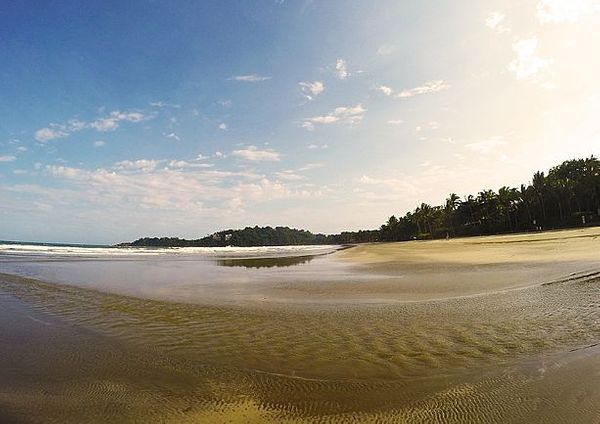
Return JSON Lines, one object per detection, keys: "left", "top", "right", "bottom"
{"left": 123, "top": 156, "right": 600, "bottom": 247}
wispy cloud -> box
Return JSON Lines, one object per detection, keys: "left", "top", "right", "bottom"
{"left": 302, "top": 104, "right": 366, "bottom": 130}
{"left": 114, "top": 159, "right": 161, "bottom": 172}
{"left": 36, "top": 158, "right": 319, "bottom": 219}
{"left": 537, "top": 0, "right": 600, "bottom": 24}
{"left": 163, "top": 132, "right": 181, "bottom": 141}
{"left": 375, "top": 85, "right": 394, "bottom": 96}
{"left": 218, "top": 123, "right": 228, "bottom": 130}
{"left": 229, "top": 75, "right": 271, "bottom": 82}
{"left": 149, "top": 101, "right": 181, "bottom": 108}
{"left": 34, "top": 127, "right": 68, "bottom": 142}
{"left": 334, "top": 59, "right": 348, "bottom": 80}
{"left": 373, "top": 80, "right": 450, "bottom": 99}
{"left": 231, "top": 146, "right": 281, "bottom": 161}
{"left": 90, "top": 111, "right": 146, "bottom": 132}
{"left": 93, "top": 140, "right": 106, "bottom": 148}
{"left": 34, "top": 110, "right": 150, "bottom": 142}
{"left": 275, "top": 163, "right": 323, "bottom": 181}
{"left": 465, "top": 137, "right": 507, "bottom": 154}
{"left": 299, "top": 81, "right": 325, "bottom": 100}
{"left": 167, "top": 159, "right": 214, "bottom": 169}
{"left": 485, "top": 11, "right": 510, "bottom": 33}
{"left": 397, "top": 80, "right": 450, "bottom": 98}
{"left": 0, "top": 155, "right": 17, "bottom": 162}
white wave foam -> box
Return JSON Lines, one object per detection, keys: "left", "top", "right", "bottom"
{"left": 0, "top": 243, "right": 340, "bottom": 258}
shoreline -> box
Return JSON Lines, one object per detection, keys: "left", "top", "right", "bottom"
{"left": 1, "top": 227, "right": 599, "bottom": 422}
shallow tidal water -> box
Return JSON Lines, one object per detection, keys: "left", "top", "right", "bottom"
{"left": 0, "top": 244, "right": 599, "bottom": 423}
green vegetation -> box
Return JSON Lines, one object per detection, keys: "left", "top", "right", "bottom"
{"left": 380, "top": 156, "right": 600, "bottom": 241}
{"left": 125, "top": 156, "right": 600, "bottom": 247}
{"left": 127, "top": 227, "right": 379, "bottom": 247}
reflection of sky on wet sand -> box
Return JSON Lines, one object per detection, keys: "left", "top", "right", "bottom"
{"left": 1, "top": 270, "right": 599, "bottom": 423}
{"left": 0, "top": 250, "right": 358, "bottom": 305}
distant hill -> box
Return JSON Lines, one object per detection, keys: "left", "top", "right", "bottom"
{"left": 121, "top": 226, "right": 380, "bottom": 247}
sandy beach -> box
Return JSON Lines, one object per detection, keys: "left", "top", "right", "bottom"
{"left": 1, "top": 227, "right": 599, "bottom": 422}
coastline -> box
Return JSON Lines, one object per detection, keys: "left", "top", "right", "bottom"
{"left": 1, "top": 227, "right": 599, "bottom": 422}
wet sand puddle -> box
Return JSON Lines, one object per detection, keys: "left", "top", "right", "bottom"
{"left": 0, "top": 269, "right": 599, "bottom": 423}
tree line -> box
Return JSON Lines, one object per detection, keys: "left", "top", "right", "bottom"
{"left": 123, "top": 156, "right": 599, "bottom": 247}
{"left": 125, "top": 226, "right": 380, "bottom": 247}
{"left": 380, "top": 156, "right": 600, "bottom": 241}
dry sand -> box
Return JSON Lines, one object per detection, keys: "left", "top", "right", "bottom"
{"left": 327, "top": 227, "right": 600, "bottom": 302}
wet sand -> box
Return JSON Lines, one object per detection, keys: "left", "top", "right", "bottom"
{"left": 1, "top": 228, "right": 599, "bottom": 422}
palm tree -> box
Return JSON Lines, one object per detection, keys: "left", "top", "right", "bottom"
{"left": 532, "top": 171, "right": 546, "bottom": 226}
{"left": 444, "top": 193, "right": 460, "bottom": 236}
{"left": 497, "top": 186, "right": 519, "bottom": 231}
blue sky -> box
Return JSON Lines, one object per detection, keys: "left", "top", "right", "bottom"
{"left": 1, "top": 0, "right": 599, "bottom": 244}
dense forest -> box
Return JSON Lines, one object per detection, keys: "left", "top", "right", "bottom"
{"left": 124, "top": 156, "right": 599, "bottom": 247}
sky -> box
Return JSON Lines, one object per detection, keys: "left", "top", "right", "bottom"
{"left": 1, "top": 0, "right": 599, "bottom": 244}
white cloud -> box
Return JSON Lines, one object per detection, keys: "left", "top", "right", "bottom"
{"left": 34, "top": 110, "right": 149, "bottom": 141}
{"left": 90, "top": 111, "right": 146, "bottom": 132}
{"left": 335, "top": 59, "right": 348, "bottom": 80}
{"left": 307, "top": 144, "right": 328, "bottom": 149}
{"left": 275, "top": 171, "right": 304, "bottom": 181}
{"left": 299, "top": 81, "right": 325, "bottom": 100}
{"left": 164, "top": 132, "right": 181, "bottom": 141}
{"left": 17, "top": 146, "right": 27, "bottom": 152}
{"left": 229, "top": 75, "right": 271, "bottom": 82}
{"left": 0, "top": 155, "right": 17, "bottom": 162}
{"left": 275, "top": 163, "right": 323, "bottom": 181}
{"left": 387, "top": 119, "right": 404, "bottom": 125}
{"left": 231, "top": 146, "right": 281, "bottom": 161}
{"left": 297, "top": 163, "right": 323, "bottom": 171}
{"left": 34, "top": 159, "right": 320, "bottom": 219}
{"left": 114, "top": 159, "right": 161, "bottom": 172}
{"left": 507, "top": 37, "right": 550, "bottom": 80}
{"left": 485, "top": 11, "right": 509, "bottom": 32}
{"left": 219, "top": 99, "right": 233, "bottom": 108}
{"left": 397, "top": 80, "right": 450, "bottom": 98}
{"left": 34, "top": 127, "right": 68, "bottom": 142}
{"left": 465, "top": 137, "right": 507, "bottom": 154}
{"left": 376, "top": 85, "right": 394, "bottom": 96}
{"left": 359, "top": 175, "right": 420, "bottom": 194}
{"left": 149, "top": 101, "right": 181, "bottom": 108}
{"left": 167, "top": 160, "right": 214, "bottom": 169}
{"left": 93, "top": 140, "right": 106, "bottom": 148}
{"left": 46, "top": 165, "right": 82, "bottom": 178}
{"left": 218, "top": 123, "right": 228, "bottom": 130}
{"left": 536, "top": 0, "right": 599, "bottom": 24}
{"left": 302, "top": 104, "right": 366, "bottom": 130}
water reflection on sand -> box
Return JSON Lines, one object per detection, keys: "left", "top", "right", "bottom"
{"left": 0, "top": 229, "right": 599, "bottom": 422}
{"left": 216, "top": 255, "right": 314, "bottom": 268}
{"left": 0, "top": 271, "right": 599, "bottom": 423}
